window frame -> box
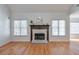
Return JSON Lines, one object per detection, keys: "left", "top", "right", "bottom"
{"left": 13, "top": 20, "right": 27, "bottom": 37}
{"left": 52, "top": 20, "right": 59, "bottom": 36}
{"left": 52, "top": 19, "right": 66, "bottom": 36}
{"left": 70, "top": 22, "right": 79, "bottom": 35}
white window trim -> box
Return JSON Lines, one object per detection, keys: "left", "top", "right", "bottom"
{"left": 52, "top": 19, "right": 66, "bottom": 36}
{"left": 70, "top": 22, "right": 79, "bottom": 35}
{"left": 13, "top": 20, "right": 27, "bottom": 37}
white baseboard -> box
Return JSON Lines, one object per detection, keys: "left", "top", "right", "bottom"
{"left": 11, "top": 40, "right": 30, "bottom": 42}
{"left": 49, "top": 40, "right": 69, "bottom": 42}
{"left": 0, "top": 40, "right": 10, "bottom": 47}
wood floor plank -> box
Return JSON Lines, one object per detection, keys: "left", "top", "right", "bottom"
{"left": 0, "top": 41, "right": 79, "bottom": 55}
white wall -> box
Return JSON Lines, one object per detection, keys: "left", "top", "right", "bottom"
{"left": 0, "top": 5, "right": 10, "bottom": 47}
{"left": 11, "top": 12, "right": 70, "bottom": 42}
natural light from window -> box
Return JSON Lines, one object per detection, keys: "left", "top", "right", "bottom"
{"left": 14, "top": 20, "right": 27, "bottom": 36}
{"left": 52, "top": 20, "right": 65, "bottom": 36}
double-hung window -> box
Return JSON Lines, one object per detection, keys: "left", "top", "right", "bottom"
{"left": 52, "top": 20, "right": 65, "bottom": 36}
{"left": 70, "top": 22, "right": 79, "bottom": 34}
{"left": 14, "top": 20, "right": 27, "bottom": 36}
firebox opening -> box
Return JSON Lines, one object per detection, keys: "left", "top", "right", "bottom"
{"left": 35, "top": 33, "right": 45, "bottom": 40}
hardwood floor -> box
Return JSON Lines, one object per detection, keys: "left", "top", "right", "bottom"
{"left": 0, "top": 41, "right": 79, "bottom": 55}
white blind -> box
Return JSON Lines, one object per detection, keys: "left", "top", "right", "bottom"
{"left": 52, "top": 20, "right": 65, "bottom": 36}
{"left": 70, "top": 23, "right": 79, "bottom": 34}
{"left": 14, "top": 20, "right": 27, "bottom": 36}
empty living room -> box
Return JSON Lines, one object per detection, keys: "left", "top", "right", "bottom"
{"left": 0, "top": 4, "right": 79, "bottom": 55}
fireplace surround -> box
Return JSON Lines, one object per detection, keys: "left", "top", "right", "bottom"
{"left": 30, "top": 25, "right": 49, "bottom": 43}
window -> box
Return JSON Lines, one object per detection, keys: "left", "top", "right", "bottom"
{"left": 59, "top": 20, "right": 65, "bottom": 35}
{"left": 52, "top": 20, "right": 65, "bottom": 36}
{"left": 70, "top": 22, "right": 79, "bottom": 34}
{"left": 14, "top": 20, "right": 27, "bottom": 36}
{"left": 52, "top": 20, "right": 58, "bottom": 35}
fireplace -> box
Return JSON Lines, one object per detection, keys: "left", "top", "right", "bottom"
{"left": 35, "top": 33, "right": 45, "bottom": 40}
{"left": 30, "top": 25, "right": 49, "bottom": 43}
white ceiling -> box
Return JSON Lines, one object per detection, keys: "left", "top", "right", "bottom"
{"left": 70, "top": 5, "right": 79, "bottom": 18}
{"left": 8, "top": 4, "right": 73, "bottom": 13}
